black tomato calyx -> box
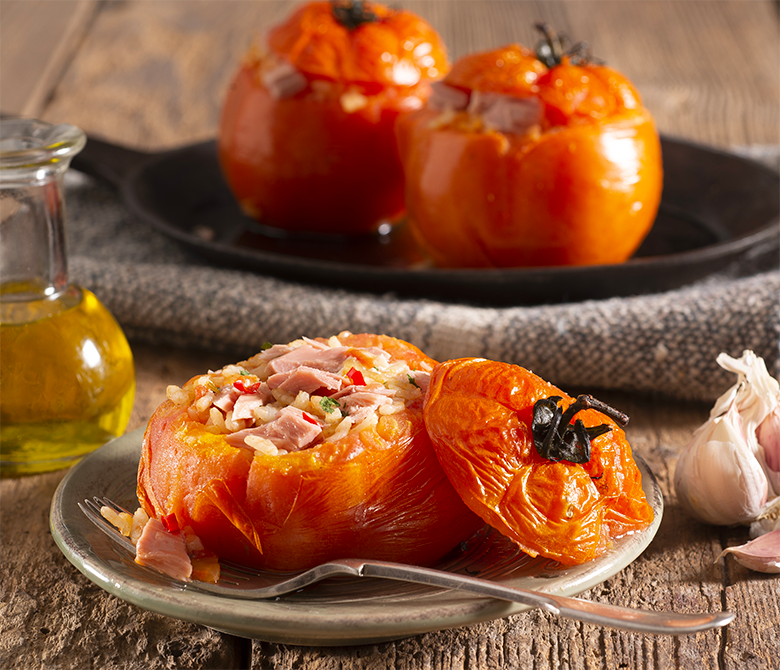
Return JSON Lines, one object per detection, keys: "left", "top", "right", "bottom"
{"left": 533, "top": 22, "right": 601, "bottom": 68}
{"left": 332, "top": 1, "right": 378, "bottom": 30}
{"left": 531, "top": 394, "right": 629, "bottom": 464}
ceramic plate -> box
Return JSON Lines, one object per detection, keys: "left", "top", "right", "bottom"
{"left": 51, "top": 428, "right": 663, "bottom": 646}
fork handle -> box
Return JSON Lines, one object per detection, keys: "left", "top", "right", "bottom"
{"left": 354, "top": 560, "right": 734, "bottom": 635}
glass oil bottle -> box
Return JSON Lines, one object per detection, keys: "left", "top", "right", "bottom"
{"left": 0, "top": 119, "right": 135, "bottom": 476}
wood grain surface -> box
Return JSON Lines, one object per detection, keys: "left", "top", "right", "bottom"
{"left": 1, "top": 2, "right": 778, "bottom": 669}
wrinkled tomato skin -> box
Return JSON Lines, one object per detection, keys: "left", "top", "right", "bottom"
{"left": 219, "top": 65, "right": 421, "bottom": 234}
{"left": 138, "top": 334, "right": 482, "bottom": 572}
{"left": 423, "top": 358, "right": 653, "bottom": 565}
{"left": 397, "top": 108, "right": 662, "bottom": 267}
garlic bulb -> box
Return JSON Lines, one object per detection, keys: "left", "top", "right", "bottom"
{"left": 674, "top": 403, "right": 768, "bottom": 525}
{"left": 674, "top": 350, "right": 780, "bottom": 527}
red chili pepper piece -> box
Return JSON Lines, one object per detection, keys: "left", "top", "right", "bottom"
{"left": 301, "top": 412, "right": 319, "bottom": 426}
{"left": 346, "top": 367, "right": 366, "bottom": 386}
{"left": 161, "top": 513, "right": 179, "bottom": 533}
{"left": 233, "top": 379, "right": 262, "bottom": 394}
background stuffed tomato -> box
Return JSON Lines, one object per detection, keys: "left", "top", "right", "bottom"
{"left": 218, "top": 1, "right": 448, "bottom": 235}
{"left": 396, "top": 36, "right": 663, "bottom": 267}
{"left": 137, "top": 334, "right": 482, "bottom": 572}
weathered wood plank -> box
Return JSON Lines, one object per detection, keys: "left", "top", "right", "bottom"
{"left": 0, "top": 0, "right": 100, "bottom": 117}
{"left": 38, "top": 1, "right": 779, "bottom": 150}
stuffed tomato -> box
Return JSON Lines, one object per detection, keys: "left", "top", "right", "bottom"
{"left": 218, "top": 1, "right": 448, "bottom": 235}
{"left": 138, "top": 333, "right": 482, "bottom": 572}
{"left": 423, "top": 358, "right": 654, "bottom": 565}
{"left": 396, "top": 27, "right": 663, "bottom": 268}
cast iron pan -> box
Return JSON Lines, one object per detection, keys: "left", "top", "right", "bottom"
{"left": 72, "top": 135, "right": 779, "bottom": 306}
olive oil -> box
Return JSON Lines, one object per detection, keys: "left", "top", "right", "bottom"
{"left": 1, "top": 118, "right": 135, "bottom": 475}
{"left": 0, "top": 286, "right": 135, "bottom": 475}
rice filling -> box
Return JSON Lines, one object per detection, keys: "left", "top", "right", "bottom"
{"left": 167, "top": 332, "right": 431, "bottom": 453}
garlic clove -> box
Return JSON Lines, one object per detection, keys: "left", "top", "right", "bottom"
{"left": 757, "top": 406, "right": 780, "bottom": 493}
{"left": 674, "top": 404, "right": 768, "bottom": 526}
{"left": 717, "top": 528, "right": 780, "bottom": 574}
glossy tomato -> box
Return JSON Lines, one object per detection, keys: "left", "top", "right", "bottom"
{"left": 396, "top": 30, "right": 663, "bottom": 267}
{"left": 137, "top": 334, "right": 482, "bottom": 572}
{"left": 423, "top": 358, "right": 654, "bottom": 565}
{"left": 218, "top": 1, "right": 448, "bottom": 235}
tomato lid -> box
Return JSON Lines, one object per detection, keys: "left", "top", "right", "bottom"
{"left": 442, "top": 33, "right": 644, "bottom": 127}
{"left": 444, "top": 44, "right": 547, "bottom": 97}
{"left": 422, "top": 358, "right": 654, "bottom": 565}
{"left": 266, "top": 1, "right": 448, "bottom": 88}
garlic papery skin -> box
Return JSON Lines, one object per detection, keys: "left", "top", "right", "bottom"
{"left": 713, "top": 350, "right": 780, "bottom": 497}
{"left": 712, "top": 351, "right": 779, "bottom": 419}
{"left": 674, "top": 403, "right": 768, "bottom": 526}
{"left": 717, "top": 528, "right": 780, "bottom": 574}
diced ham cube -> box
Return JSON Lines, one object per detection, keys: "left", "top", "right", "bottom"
{"left": 340, "top": 388, "right": 395, "bottom": 424}
{"left": 232, "top": 389, "right": 270, "bottom": 421}
{"left": 301, "top": 337, "right": 330, "bottom": 350}
{"left": 267, "top": 366, "right": 344, "bottom": 395}
{"left": 255, "top": 344, "right": 294, "bottom": 361}
{"left": 212, "top": 386, "right": 241, "bottom": 413}
{"left": 410, "top": 370, "right": 431, "bottom": 396}
{"left": 226, "top": 406, "right": 322, "bottom": 452}
{"left": 135, "top": 518, "right": 192, "bottom": 581}
{"left": 427, "top": 81, "right": 470, "bottom": 111}
{"left": 467, "top": 91, "right": 542, "bottom": 134}
{"left": 332, "top": 383, "right": 395, "bottom": 400}
{"left": 261, "top": 61, "right": 307, "bottom": 99}
{"left": 266, "top": 345, "right": 350, "bottom": 375}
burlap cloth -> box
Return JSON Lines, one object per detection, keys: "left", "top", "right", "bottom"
{"left": 66, "top": 148, "right": 779, "bottom": 403}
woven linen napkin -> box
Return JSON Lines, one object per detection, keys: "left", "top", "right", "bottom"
{"left": 65, "top": 150, "right": 779, "bottom": 403}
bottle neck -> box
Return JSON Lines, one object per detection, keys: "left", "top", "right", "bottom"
{"left": 0, "top": 119, "right": 85, "bottom": 303}
{"left": 1, "top": 173, "right": 69, "bottom": 301}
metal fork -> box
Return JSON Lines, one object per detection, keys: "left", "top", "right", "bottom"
{"left": 79, "top": 496, "right": 734, "bottom": 635}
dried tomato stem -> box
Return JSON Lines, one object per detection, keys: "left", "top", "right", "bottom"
{"left": 531, "top": 394, "right": 629, "bottom": 464}
{"left": 534, "top": 22, "right": 595, "bottom": 68}
{"left": 561, "top": 394, "right": 629, "bottom": 428}
{"left": 332, "top": 1, "right": 378, "bottom": 30}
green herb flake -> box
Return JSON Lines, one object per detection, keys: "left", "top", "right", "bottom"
{"left": 320, "top": 397, "right": 341, "bottom": 414}
{"left": 407, "top": 374, "right": 420, "bottom": 389}
{"left": 261, "top": 342, "right": 273, "bottom": 350}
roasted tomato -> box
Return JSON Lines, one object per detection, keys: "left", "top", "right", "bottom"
{"left": 218, "top": 1, "right": 448, "bottom": 235}
{"left": 137, "top": 333, "right": 482, "bottom": 572}
{"left": 423, "top": 358, "right": 654, "bottom": 565}
{"left": 396, "top": 26, "right": 663, "bottom": 267}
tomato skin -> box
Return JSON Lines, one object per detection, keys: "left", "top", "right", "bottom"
{"left": 137, "top": 334, "right": 482, "bottom": 572}
{"left": 218, "top": 1, "right": 448, "bottom": 235}
{"left": 396, "top": 46, "right": 663, "bottom": 268}
{"left": 219, "top": 65, "right": 415, "bottom": 234}
{"left": 423, "top": 358, "right": 654, "bottom": 565}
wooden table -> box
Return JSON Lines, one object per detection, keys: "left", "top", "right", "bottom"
{"left": 1, "top": 2, "right": 778, "bottom": 668}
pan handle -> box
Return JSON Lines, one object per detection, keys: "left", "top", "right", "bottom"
{"left": 71, "top": 135, "right": 154, "bottom": 187}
